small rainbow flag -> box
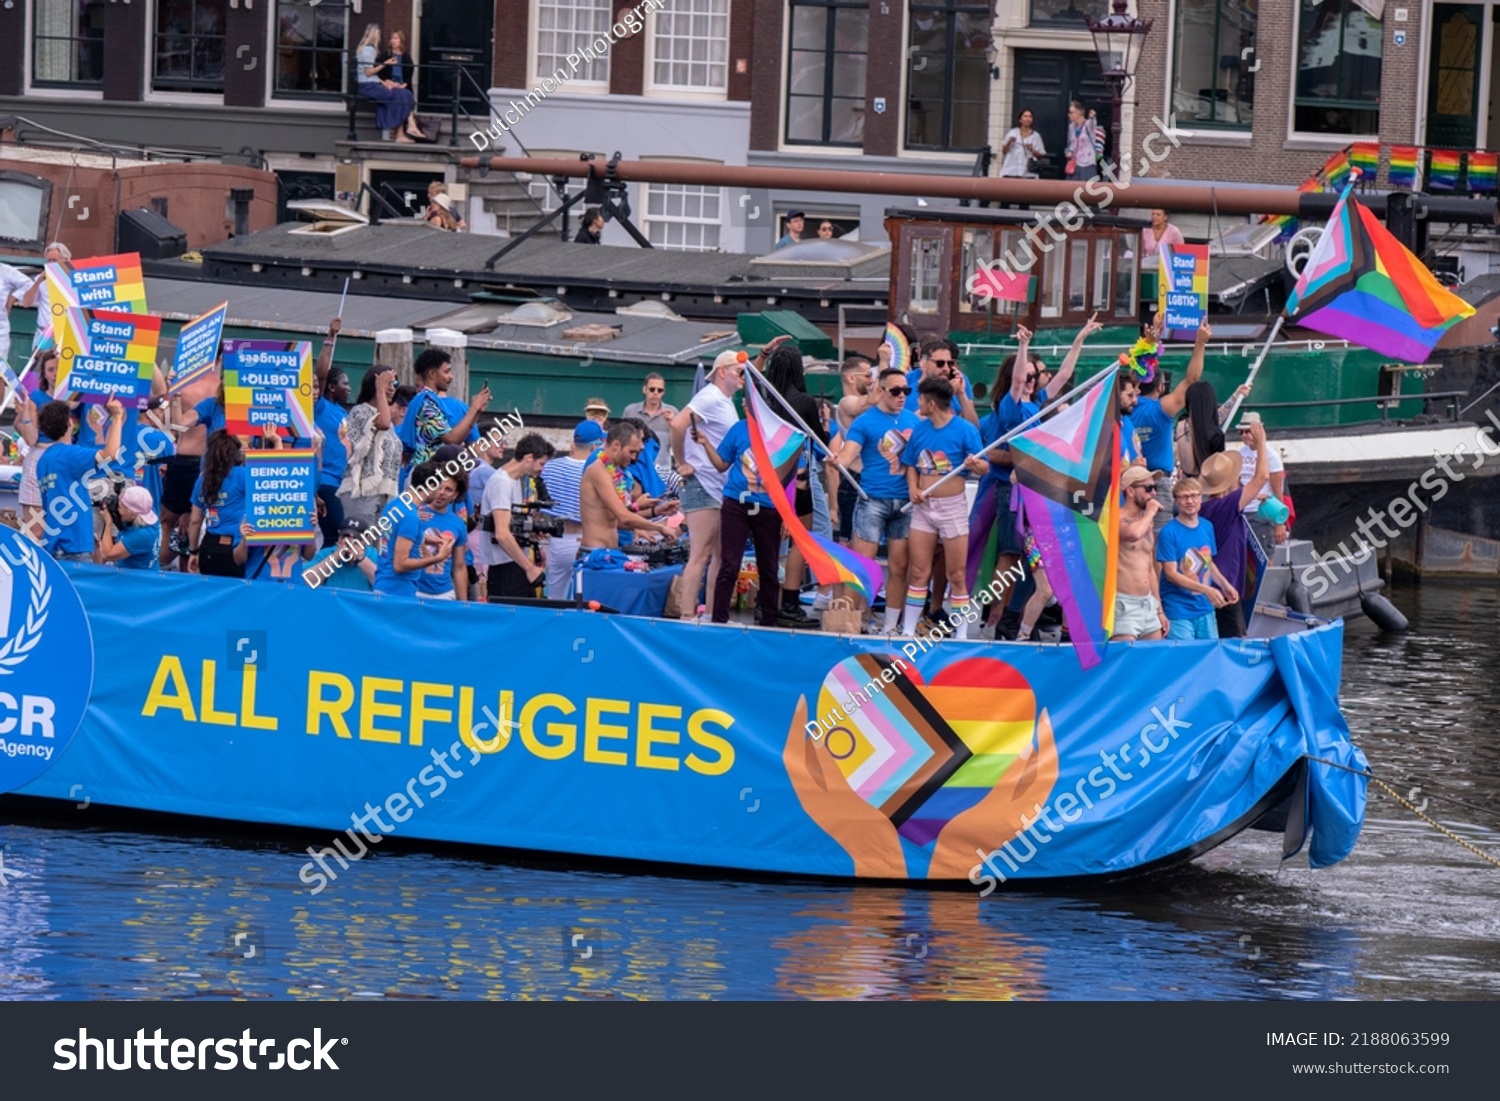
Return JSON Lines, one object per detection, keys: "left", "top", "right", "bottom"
{"left": 1388, "top": 145, "right": 1419, "bottom": 190}
{"left": 1350, "top": 142, "right": 1380, "bottom": 180}
{"left": 744, "top": 372, "right": 883, "bottom": 605}
{"left": 883, "top": 324, "right": 912, "bottom": 374}
{"left": 31, "top": 326, "right": 54, "bottom": 355}
{"left": 1430, "top": 149, "right": 1462, "bottom": 191}
{"left": 1469, "top": 151, "right": 1498, "bottom": 193}
{"left": 1322, "top": 149, "right": 1351, "bottom": 190}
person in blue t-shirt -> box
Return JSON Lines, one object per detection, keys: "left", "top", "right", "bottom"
{"left": 1156, "top": 476, "right": 1237, "bottom": 640}
{"left": 314, "top": 367, "right": 350, "bottom": 546}
{"left": 373, "top": 460, "right": 468, "bottom": 598}
{"left": 906, "top": 336, "right": 978, "bottom": 423}
{"left": 233, "top": 521, "right": 316, "bottom": 582}
{"left": 303, "top": 518, "right": 378, "bottom": 590}
{"left": 187, "top": 431, "right": 249, "bottom": 578}
{"left": 837, "top": 368, "right": 920, "bottom": 633}
{"left": 397, "top": 349, "right": 490, "bottom": 468}
{"left": 413, "top": 494, "right": 470, "bottom": 600}
{"left": 34, "top": 397, "right": 126, "bottom": 562}
{"left": 696, "top": 417, "right": 790, "bottom": 628}
{"left": 1132, "top": 319, "right": 1210, "bottom": 529}
{"left": 97, "top": 485, "right": 162, "bottom": 571}
{"left": 124, "top": 406, "right": 176, "bottom": 513}
{"left": 900, "top": 376, "right": 987, "bottom": 638}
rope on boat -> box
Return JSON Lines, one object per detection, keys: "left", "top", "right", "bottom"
{"left": 1306, "top": 755, "right": 1500, "bottom": 870}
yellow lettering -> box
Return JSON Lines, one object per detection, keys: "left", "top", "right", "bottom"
{"left": 200, "top": 661, "right": 236, "bottom": 726}
{"left": 306, "top": 671, "right": 354, "bottom": 737}
{"left": 520, "top": 693, "right": 575, "bottom": 759}
{"left": 408, "top": 681, "right": 453, "bottom": 747}
{"left": 464, "top": 690, "right": 512, "bottom": 755}
{"left": 142, "top": 656, "right": 195, "bottom": 721}
{"left": 686, "top": 708, "right": 735, "bottom": 776}
{"left": 583, "top": 697, "right": 631, "bottom": 766}
{"left": 360, "top": 676, "right": 404, "bottom": 744}
{"left": 635, "top": 703, "right": 681, "bottom": 771}
{"left": 240, "top": 664, "right": 278, "bottom": 731}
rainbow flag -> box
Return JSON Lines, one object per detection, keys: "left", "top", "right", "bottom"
{"left": 1350, "top": 142, "right": 1380, "bottom": 180}
{"left": 1469, "top": 151, "right": 1498, "bottom": 193}
{"left": 883, "top": 324, "right": 912, "bottom": 374}
{"left": 31, "top": 326, "right": 54, "bottom": 355}
{"left": 1430, "top": 149, "right": 1461, "bottom": 191}
{"left": 1388, "top": 145, "right": 1419, "bottom": 190}
{"left": 1285, "top": 184, "right": 1477, "bottom": 362}
{"left": 1010, "top": 370, "right": 1120, "bottom": 669}
{"left": 1322, "top": 149, "right": 1351, "bottom": 190}
{"left": 744, "top": 374, "right": 883, "bottom": 605}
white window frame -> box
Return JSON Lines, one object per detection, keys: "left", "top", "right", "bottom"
{"left": 645, "top": 0, "right": 730, "bottom": 100}
{"left": 530, "top": 0, "right": 612, "bottom": 93}
{"left": 642, "top": 179, "right": 724, "bottom": 252}
{"left": 1285, "top": 0, "right": 1383, "bottom": 144}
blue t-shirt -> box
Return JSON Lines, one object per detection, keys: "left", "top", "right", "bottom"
{"left": 193, "top": 397, "right": 228, "bottom": 437}
{"left": 1156, "top": 516, "right": 1218, "bottom": 621}
{"left": 35, "top": 443, "right": 103, "bottom": 554}
{"left": 244, "top": 544, "right": 307, "bottom": 583}
{"left": 125, "top": 426, "right": 175, "bottom": 509}
{"left": 989, "top": 390, "right": 1051, "bottom": 454}
{"left": 718, "top": 420, "right": 790, "bottom": 508}
{"left": 1131, "top": 396, "right": 1175, "bottom": 472}
{"left": 846, "top": 407, "right": 920, "bottom": 499}
{"left": 902, "top": 416, "right": 983, "bottom": 477}
{"left": 907, "top": 368, "right": 973, "bottom": 415}
{"left": 74, "top": 403, "right": 134, "bottom": 454}
{"left": 414, "top": 504, "right": 468, "bottom": 595}
{"left": 374, "top": 500, "right": 421, "bottom": 596}
{"left": 117, "top": 523, "right": 160, "bottom": 570}
{"left": 1120, "top": 413, "right": 1140, "bottom": 464}
{"left": 191, "top": 465, "right": 248, "bottom": 536}
{"left": 314, "top": 396, "right": 348, "bottom": 487}
{"left": 304, "top": 545, "right": 374, "bottom": 591}
{"left": 398, "top": 389, "right": 477, "bottom": 461}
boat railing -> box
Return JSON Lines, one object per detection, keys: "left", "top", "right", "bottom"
{"left": 957, "top": 338, "right": 1360, "bottom": 358}
{"left": 1244, "top": 389, "right": 1470, "bottom": 423}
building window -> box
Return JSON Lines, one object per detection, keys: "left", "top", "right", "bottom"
{"left": 651, "top": 0, "right": 729, "bottom": 91}
{"left": 275, "top": 1, "right": 352, "bottom": 98}
{"left": 535, "top": 0, "right": 612, "bottom": 85}
{"left": 32, "top": 0, "right": 107, "bottom": 86}
{"left": 1029, "top": 0, "right": 1109, "bottom": 29}
{"left": 785, "top": 1, "right": 869, "bottom": 146}
{"left": 152, "top": 0, "right": 227, "bottom": 93}
{"left": 905, "top": 0, "right": 991, "bottom": 151}
{"left": 1172, "top": 0, "right": 1256, "bottom": 129}
{"left": 645, "top": 183, "right": 722, "bottom": 251}
{"left": 908, "top": 236, "right": 943, "bottom": 313}
{"left": 1295, "top": 0, "right": 1382, "bottom": 135}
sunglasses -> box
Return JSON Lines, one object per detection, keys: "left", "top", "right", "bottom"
{"left": 931, "top": 358, "right": 955, "bottom": 366}
{"left": 1024, "top": 373, "right": 1038, "bottom": 382}
{"left": 886, "top": 386, "right": 912, "bottom": 396}
{"left": 647, "top": 387, "right": 665, "bottom": 393}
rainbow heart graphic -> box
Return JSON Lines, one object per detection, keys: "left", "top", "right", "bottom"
{"left": 814, "top": 654, "right": 1042, "bottom": 845}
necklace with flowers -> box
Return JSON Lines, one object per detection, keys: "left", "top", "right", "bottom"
{"left": 599, "top": 453, "right": 631, "bottom": 504}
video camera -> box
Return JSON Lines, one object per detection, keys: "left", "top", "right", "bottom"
{"left": 630, "top": 541, "right": 689, "bottom": 568}
{"left": 480, "top": 500, "right": 564, "bottom": 548}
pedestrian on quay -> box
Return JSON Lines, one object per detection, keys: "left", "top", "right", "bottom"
{"left": 354, "top": 24, "right": 428, "bottom": 142}
{"left": 621, "top": 373, "right": 678, "bottom": 458}
{"left": 1000, "top": 108, "right": 1046, "bottom": 178}
{"left": 1064, "top": 101, "right": 1102, "bottom": 182}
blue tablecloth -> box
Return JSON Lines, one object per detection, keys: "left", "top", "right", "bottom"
{"left": 577, "top": 564, "right": 684, "bottom": 617}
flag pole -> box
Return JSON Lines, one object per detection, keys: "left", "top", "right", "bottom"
{"left": 743, "top": 361, "right": 871, "bottom": 501}
{"left": 326, "top": 275, "right": 352, "bottom": 361}
{"left": 1223, "top": 313, "right": 1284, "bottom": 427}
{"left": 915, "top": 362, "right": 1123, "bottom": 501}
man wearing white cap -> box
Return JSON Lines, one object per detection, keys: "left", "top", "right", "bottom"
{"left": 97, "top": 485, "right": 163, "bottom": 571}
{"left": 670, "top": 349, "right": 744, "bottom": 620}
{"left": 1235, "top": 411, "right": 1286, "bottom": 548}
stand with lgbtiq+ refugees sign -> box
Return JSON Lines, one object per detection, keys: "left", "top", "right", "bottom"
{"left": 221, "top": 339, "right": 315, "bottom": 445}
{"left": 1158, "top": 243, "right": 1209, "bottom": 339}
{"left": 63, "top": 252, "right": 148, "bottom": 313}
{"left": 244, "top": 449, "right": 319, "bottom": 543}
{"left": 55, "top": 311, "right": 161, "bottom": 408}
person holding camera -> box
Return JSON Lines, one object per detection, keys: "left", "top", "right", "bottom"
{"left": 96, "top": 485, "right": 163, "bottom": 571}
{"left": 906, "top": 337, "right": 979, "bottom": 425}
{"left": 34, "top": 397, "right": 126, "bottom": 563}
{"left": 478, "top": 432, "right": 556, "bottom": 599}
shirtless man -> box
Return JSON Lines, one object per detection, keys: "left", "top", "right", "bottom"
{"left": 1112, "top": 465, "right": 1169, "bottom": 640}
{"left": 579, "top": 421, "right": 675, "bottom": 551}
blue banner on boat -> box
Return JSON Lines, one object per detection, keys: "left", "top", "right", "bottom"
{"left": 17, "top": 571, "right": 1367, "bottom": 886}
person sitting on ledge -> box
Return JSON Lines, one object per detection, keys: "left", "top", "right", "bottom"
{"left": 355, "top": 23, "right": 427, "bottom": 143}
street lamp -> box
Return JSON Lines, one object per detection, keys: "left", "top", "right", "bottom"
{"left": 1086, "top": 0, "right": 1152, "bottom": 175}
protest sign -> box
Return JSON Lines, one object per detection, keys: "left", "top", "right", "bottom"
{"left": 67, "top": 252, "right": 148, "bottom": 313}
{"left": 222, "top": 339, "right": 315, "bottom": 444}
{"left": 1158, "top": 243, "right": 1209, "bottom": 337}
{"left": 54, "top": 312, "right": 161, "bottom": 407}
{"left": 244, "top": 449, "right": 318, "bottom": 544}
{"left": 169, "top": 302, "right": 228, "bottom": 393}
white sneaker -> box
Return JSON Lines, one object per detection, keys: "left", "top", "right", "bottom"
{"left": 812, "top": 592, "right": 832, "bottom": 611}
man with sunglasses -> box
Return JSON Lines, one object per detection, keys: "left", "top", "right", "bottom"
{"left": 622, "top": 372, "right": 679, "bottom": 460}
{"left": 838, "top": 368, "right": 920, "bottom": 632}
{"left": 907, "top": 337, "right": 979, "bottom": 425}
{"left": 1112, "top": 465, "right": 1169, "bottom": 640}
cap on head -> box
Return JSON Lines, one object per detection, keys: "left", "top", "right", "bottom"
{"left": 573, "top": 420, "right": 606, "bottom": 444}
{"left": 1237, "top": 411, "right": 1263, "bottom": 429}
{"left": 787, "top": 210, "right": 805, "bottom": 220}
{"left": 711, "top": 350, "right": 743, "bottom": 373}
{"left": 433, "top": 444, "right": 463, "bottom": 466}
{"left": 1120, "top": 466, "right": 1156, "bottom": 490}
{"left": 584, "top": 400, "right": 610, "bottom": 415}
{"left": 339, "top": 517, "right": 368, "bottom": 536}
{"left": 1199, "top": 452, "right": 1241, "bottom": 497}
{"left": 120, "top": 485, "right": 157, "bottom": 524}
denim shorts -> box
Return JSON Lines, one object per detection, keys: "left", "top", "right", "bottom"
{"left": 679, "top": 474, "right": 718, "bottom": 514}
{"left": 851, "top": 496, "right": 911, "bottom": 544}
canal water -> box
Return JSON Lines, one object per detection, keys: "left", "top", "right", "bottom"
{"left": 1, "top": 581, "right": 1496, "bottom": 1001}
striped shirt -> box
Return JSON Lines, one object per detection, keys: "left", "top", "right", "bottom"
{"left": 540, "top": 456, "right": 585, "bottom": 522}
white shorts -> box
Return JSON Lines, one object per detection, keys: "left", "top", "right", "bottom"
{"left": 911, "top": 492, "right": 969, "bottom": 540}
{"left": 1113, "top": 591, "right": 1163, "bottom": 638}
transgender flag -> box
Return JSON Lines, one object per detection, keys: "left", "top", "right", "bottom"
{"left": 743, "top": 373, "right": 884, "bottom": 605}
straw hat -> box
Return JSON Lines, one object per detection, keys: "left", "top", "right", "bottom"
{"left": 1200, "top": 452, "right": 1241, "bottom": 498}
